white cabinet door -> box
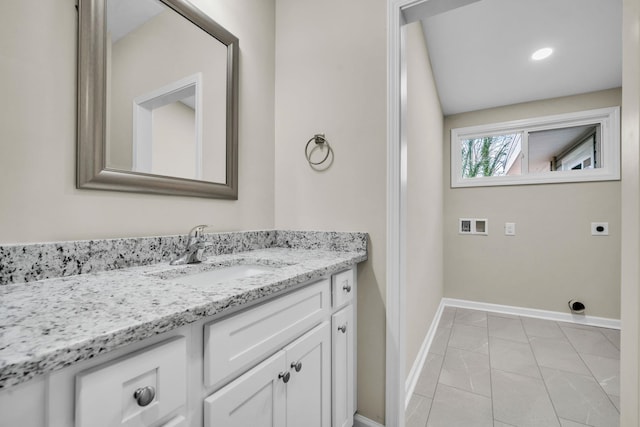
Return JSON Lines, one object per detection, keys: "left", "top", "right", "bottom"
{"left": 332, "top": 305, "right": 354, "bottom": 427}
{"left": 204, "top": 351, "right": 287, "bottom": 427}
{"left": 284, "top": 322, "right": 331, "bottom": 427}
{"left": 205, "top": 322, "right": 331, "bottom": 427}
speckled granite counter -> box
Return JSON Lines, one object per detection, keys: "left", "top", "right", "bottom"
{"left": 0, "top": 231, "right": 367, "bottom": 389}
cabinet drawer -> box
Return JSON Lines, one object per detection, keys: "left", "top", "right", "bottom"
{"left": 75, "top": 337, "right": 186, "bottom": 427}
{"left": 204, "top": 279, "right": 331, "bottom": 389}
{"left": 332, "top": 268, "right": 354, "bottom": 309}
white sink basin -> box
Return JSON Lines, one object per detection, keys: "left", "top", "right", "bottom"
{"left": 176, "top": 264, "right": 276, "bottom": 286}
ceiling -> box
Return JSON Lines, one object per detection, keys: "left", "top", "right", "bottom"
{"left": 407, "top": 0, "right": 622, "bottom": 116}
{"left": 107, "top": 0, "right": 164, "bottom": 43}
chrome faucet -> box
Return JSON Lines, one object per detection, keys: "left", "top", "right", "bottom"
{"left": 170, "top": 224, "right": 212, "bottom": 265}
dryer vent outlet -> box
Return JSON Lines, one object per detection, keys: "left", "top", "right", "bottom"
{"left": 568, "top": 299, "right": 585, "bottom": 314}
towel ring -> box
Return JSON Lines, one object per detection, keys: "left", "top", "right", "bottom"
{"left": 305, "top": 134, "right": 333, "bottom": 167}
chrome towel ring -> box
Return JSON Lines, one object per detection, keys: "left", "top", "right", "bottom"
{"left": 305, "top": 134, "right": 334, "bottom": 170}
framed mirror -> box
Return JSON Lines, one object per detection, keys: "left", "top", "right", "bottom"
{"left": 77, "top": 0, "right": 238, "bottom": 199}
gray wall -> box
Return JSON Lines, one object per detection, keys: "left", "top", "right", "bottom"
{"left": 444, "top": 88, "right": 622, "bottom": 319}
{"left": 0, "top": 0, "right": 276, "bottom": 243}
{"left": 619, "top": 0, "right": 640, "bottom": 421}
{"left": 273, "top": 0, "right": 387, "bottom": 422}
{"left": 405, "top": 21, "right": 444, "bottom": 377}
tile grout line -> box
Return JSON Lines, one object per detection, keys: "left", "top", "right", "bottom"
{"left": 558, "top": 322, "right": 621, "bottom": 416}
{"left": 601, "top": 329, "right": 621, "bottom": 350}
{"left": 448, "top": 316, "right": 490, "bottom": 357}
{"left": 431, "top": 310, "right": 493, "bottom": 400}
{"left": 484, "top": 311, "right": 498, "bottom": 427}
{"left": 520, "top": 314, "right": 565, "bottom": 427}
{"left": 423, "top": 307, "right": 455, "bottom": 426}
{"left": 575, "top": 348, "right": 621, "bottom": 419}
{"left": 420, "top": 307, "right": 619, "bottom": 427}
{"left": 421, "top": 306, "right": 619, "bottom": 427}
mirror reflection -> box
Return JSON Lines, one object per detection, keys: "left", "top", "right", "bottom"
{"left": 106, "top": 0, "right": 227, "bottom": 183}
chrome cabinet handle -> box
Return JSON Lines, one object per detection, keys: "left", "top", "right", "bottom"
{"left": 133, "top": 386, "right": 156, "bottom": 407}
{"left": 338, "top": 324, "right": 347, "bottom": 333}
{"left": 342, "top": 282, "right": 352, "bottom": 292}
{"left": 291, "top": 361, "right": 303, "bottom": 372}
{"left": 279, "top": 371, "right": 291, "bottom": 383}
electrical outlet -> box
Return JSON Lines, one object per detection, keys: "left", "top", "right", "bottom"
{"left": 591, "top": 222, "right": 609, "bottom": 236}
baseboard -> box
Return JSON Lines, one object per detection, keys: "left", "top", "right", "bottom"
{"left": 404, "top": 300, "right": 445, "bottom": 409}
{"left": 354, "top": 413, "right": 385, "bottom": 427}
{"left": 442, "top": 298, "right": 621, "bottom": 329}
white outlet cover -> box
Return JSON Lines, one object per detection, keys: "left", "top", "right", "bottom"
{"left": 591, "top": 222, "right": 609, "bottom": 236}
{"left": 505, "top": 222, "right": 516, "bottom": 236}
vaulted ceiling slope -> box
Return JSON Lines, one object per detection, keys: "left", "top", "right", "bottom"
{"left": 411, "top": 0, "right": 622, "bottom": 115}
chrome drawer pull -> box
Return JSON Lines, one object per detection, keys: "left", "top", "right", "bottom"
{"left": 342, "top": 283, "right": 352, "bottom": 292}
{"left": 291, "top": 361, "right": 303, "bottom": 372}
{"left": 133, "top": 386, "right": 156, "bottom": 407}
{"left": 338, "top": 325, "right": 347, "bottom": 333}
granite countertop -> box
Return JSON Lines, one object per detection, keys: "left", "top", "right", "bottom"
{"left": 0, "top": 247, "right": 366, "bottom": 389}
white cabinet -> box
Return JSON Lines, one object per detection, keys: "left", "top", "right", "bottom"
{"left": 204, "top": 350, "right": 287, "bottom": 427}
{"left": 205, "top": 268, "right": 356, "bottom": 427}
{"left": 204, "top": 280, "right": 330, "bottom": 389}
{"left": 332, "top": 304, "right": 354, "bottom": 427}
{"left": 331, "top": 267, "right": 357, "bottom": 427}
{"left": 0, "top": 266, "right": 358, "bottom": 427}
{"left": 0, "top": 376, "right": 46, "bottom": 427}
{"left": 331, "top": 268, "right": 354, "bottom": 309}
{"left": 204, "top": 322, "right": 331, "bottom": 427}
{"left": 161, "top": 416, "right": 188, "bottom": 427}
{"left": 284, "top": 321, "right": 331, "bottom": 427}
{"left": 75, "top": 337, "right": 187, "bottom": 427}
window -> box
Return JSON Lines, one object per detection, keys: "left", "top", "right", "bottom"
{"left": 450, "top": 107, "right": 620, "bottom": 187}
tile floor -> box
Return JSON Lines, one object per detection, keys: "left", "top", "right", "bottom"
{"left": 406, "top": 307, "right": 620, "bottom": 427}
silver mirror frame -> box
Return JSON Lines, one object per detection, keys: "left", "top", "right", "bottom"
{"left": 77, "top": 0, "right": 239, "bottom": 199}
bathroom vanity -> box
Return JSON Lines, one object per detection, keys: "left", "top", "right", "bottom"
{"left": 0, "top": 231, "right": 366, "bottom": 427}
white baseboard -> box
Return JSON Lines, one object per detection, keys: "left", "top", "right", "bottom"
{"left": 442, "top": 298, "right": 621, "bottom": 330}
{"left": 354, "top": 413, "right": 385, "bottom": 427}
{"left": 404, "top": 300, "right": 445, "bottom": 409}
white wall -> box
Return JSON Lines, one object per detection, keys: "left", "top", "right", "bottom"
{"left": 404, "top": 21, "right": 444, "bottom": 377}
{"left": 444, "top": 89, "right": 622, "bottom": 319}
{"left": 273, "top": 0, "right": 387, "bottom": 422}
{"left": 0, "top": 0, "right": 275, "bottom": 244}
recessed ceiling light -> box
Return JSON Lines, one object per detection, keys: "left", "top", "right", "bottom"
{"left": 531, "top": 47, "right": 553, "bottom": 61}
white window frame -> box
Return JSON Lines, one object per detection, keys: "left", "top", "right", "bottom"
{"left": 450, "top": 106, "right": 620, "bottom": 188}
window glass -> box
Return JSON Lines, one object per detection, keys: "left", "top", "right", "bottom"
{"left": 450, "top": 107, "right": 619, "bottom": 188}
{"left": 460, "top": 133, "right": 522, "bottom": 178}
{"left": 528, "top": 124, "right": 600, "bottom": 173}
